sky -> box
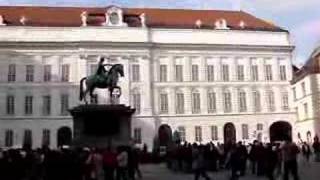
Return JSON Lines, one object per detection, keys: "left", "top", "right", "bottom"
{"left": 0, "top": 0, "right": 319, "bottom": 65}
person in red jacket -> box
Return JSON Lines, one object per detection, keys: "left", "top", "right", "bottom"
{"left": 103, "top": 147, "right": 117, "bottom": 180}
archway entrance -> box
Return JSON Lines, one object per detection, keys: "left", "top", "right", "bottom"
{"left": 57, "top": 127, "right": 72, "bottom": 147}
{"left": 224, "top": 123, "right": 236, "bottom": 145}
{"left": 269, "top": 121, "right": 292, "bottom": 142}
{"left": 158, "top": 124, "right": 173, "bottom": 146}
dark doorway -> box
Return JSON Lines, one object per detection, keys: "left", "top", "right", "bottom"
{"left": 269, "top": 121, "right": 292, "bottom": 142}
{"left": 224, "top": 123, "right": 236, "bottom": 145}
{"left": 158, "top": 124, "right": 172, "bottom": 146}
{"left": 57, "top": 126, "right": 72, "bottom": 147}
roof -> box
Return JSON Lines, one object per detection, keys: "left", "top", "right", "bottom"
{"left": 0, "top": 6, "right": 286, "bottom": 32}
{"left": 291, "top": 47, "right": 320, "bottom": 84}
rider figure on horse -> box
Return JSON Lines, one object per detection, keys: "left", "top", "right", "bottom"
{"left": 95, "top": 57, "right": 110, "bottom": 83}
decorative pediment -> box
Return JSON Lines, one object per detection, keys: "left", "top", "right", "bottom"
{"left": 104, "top": 6, "right": 127, "bottom": 27}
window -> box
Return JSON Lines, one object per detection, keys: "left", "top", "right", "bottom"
{"left": 132, "top": 93, "right": 141, "bottom": 114}
{"left": 160, "top": 93, "right": 168, "bottom": 113}
{"left": 176, "top": 92, "right": 184, "bottom": 114}
{"left": 159, "top": 65, "right": 167, "bottom": 82}
{"left": 239, "top": 91, "right": 247, "bottom": 112}
{"left": 207, "top": 65, "right": 214, "bottom": 81}
{"left": 266, "top": 91, "right": 275, "bottom": 112}
{"left": 223, "top": 91, "right": 232, "bottom": 112}
{"left": 264, "top": 65, "right": 273, "bottom": 81}
{"left": 90, "top": 94, "right": 98, "bottom": 104}
{"left": 26, "top": 65, "right": 34, "bottom": 82}
{"left": 192, "top": 92, "right": 201, "bottom": 114}
{"left": 42, "top": 95, "right": 51, "bottom": 116}
{"left": 25, "top": 96, "right": 33, "bottom": 115}
{"left": 44, "top": 65, "right": 51, "bottom": 82}
{"left": 195, "top": 126, "right": 202, "bottom": 142}
{"left": 23, "top": 129, "right": 32, "bottom": 147}
{"left": 175, "top": 65, "right": 183, "bottom": 82}
{"left": 132, "top": 64, "right": 140, "bottom": 82}
{"left": 5, "top": 130, "right": 13, "bottom": 147}
{"left": 192, "top": 65, "right": 199, "bottom": 81}
{"left": 178, "top": 126, "right": 186, "bottom": 142}
{"left": 60, "top": 94, "right": 69, "bottom": 115}
{"left": 61, "top": 64, "right": 70, "bottom": 82}
{"left": 251, "top": 65, "right": 258, "bottom": 81}
{"left": 90, "top": 64, "right": 98, "bottom": 76}
{"left": 280, "top": 65, "right": 287, "bottom": 81}
{"left": 211, "top": 126, "right": 218, "bottom": 141}
{"left": 6, "top": 95, "right": 14, "bottom": 115}
{"left": 237, "top": 65, "right": 244, "bottom": 81}
{"left": 242, "top": 124, "right": 249, "bottom": 140}
{"left": 42, "top": 129, "right": 50, "bottom": 146}
{"left": 301, "top": 82, "right": 306, "bottom": 96}
{"left": 257, "top": 123, "right": 263, "bottom": 131}
{"left": 282, "top": 92, "right": 289, "bottom": 111}
{"left": 253, "top": 91, "right": 261, "bottom": 112}
{"left": 293, "top": 87, "right": 297, "bottom": 100}
{"left": 304, "top": 103, "right": 308, "bottom": 118}
{"left": 8, "top": 64, "right": 16, "bottom": 82}
{"left": 208, "top": 92, "right": 216, "bottom": 113}
{"left": 222, "top": 64, "right": 229, "bottom": 81}
{"left": 133, "top": 128, "right": 142, "bottom": 144}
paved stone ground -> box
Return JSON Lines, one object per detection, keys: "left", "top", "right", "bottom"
{"left": 140, "top": 157, "right": 320, "bottom": 180}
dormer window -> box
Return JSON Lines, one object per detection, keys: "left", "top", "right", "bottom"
{"left": 104, "top": 6, "right": 127, "bottom": 27}
{"left": 239, "top": 20, "right": 246, "bottom": 29}
{"left": 215, "top": 18, "right": 229, "bottom": 30}
{"left": 195, "top": 19, "right": 202, "bottom": 28}
{"left": 0, "top": 15, "right": 6, "bottom": 26}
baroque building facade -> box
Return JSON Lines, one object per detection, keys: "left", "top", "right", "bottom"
{"left": 291, "top": 46, "right": 320, "bottom": 143}
{"left": 0, "top": 6, "right": 296, "bottom": 150}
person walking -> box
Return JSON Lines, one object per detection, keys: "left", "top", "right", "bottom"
{"left": 302, "top": 142, "right": 311, "bottom": 164}
{"left": 282, "top": 141, "right": 300, "bottom": 180}
{"left": 192, "top": 145, "right": 211, "bottom": 180}
{"left": 116, "top": 146, "right": 128, "bottom": 180}
{"left": 103, "top": 147, "right": 117, "bottom": 180}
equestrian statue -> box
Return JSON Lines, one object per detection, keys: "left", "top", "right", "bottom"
{"left": 79, "top": 57, "right": 124, "bottom": 104}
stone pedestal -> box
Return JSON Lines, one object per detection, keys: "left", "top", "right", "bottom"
{"left": 69, "top": 104, "right": 135, "bottom": 148}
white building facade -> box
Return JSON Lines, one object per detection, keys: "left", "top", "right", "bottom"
{"left": 292, "top": 47, "right": 320, "bottom": 143}
{"left": 0, "top": 6, "right": 297, "bottom": 150}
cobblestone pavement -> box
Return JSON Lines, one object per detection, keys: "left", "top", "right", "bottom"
{"left": 140, "top": 157, "right": 320, "bottom": 180}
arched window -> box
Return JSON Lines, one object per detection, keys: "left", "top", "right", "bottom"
{"left": 223, "top": 90, "right": 232, "bottom": 112}
{"left": 5, "top": 129, "right": 13, "bottom": 147}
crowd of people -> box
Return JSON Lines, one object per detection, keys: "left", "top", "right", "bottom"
{"left": 0, "top": 145, "right": 143, "bottom": 180}
{"left": 165, "top": 137, "right": 320, "bottom": 180}
{"left": 1, "top": 137, "right": 320, "bottom": 180}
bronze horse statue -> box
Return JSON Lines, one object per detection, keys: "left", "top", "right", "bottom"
{"left": 79, "top": 63, "right": 124, "bottom": 104}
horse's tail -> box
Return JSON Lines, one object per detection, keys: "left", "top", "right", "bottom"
{"left": 79, "top": 77, "right": 87, "bottom": 101}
